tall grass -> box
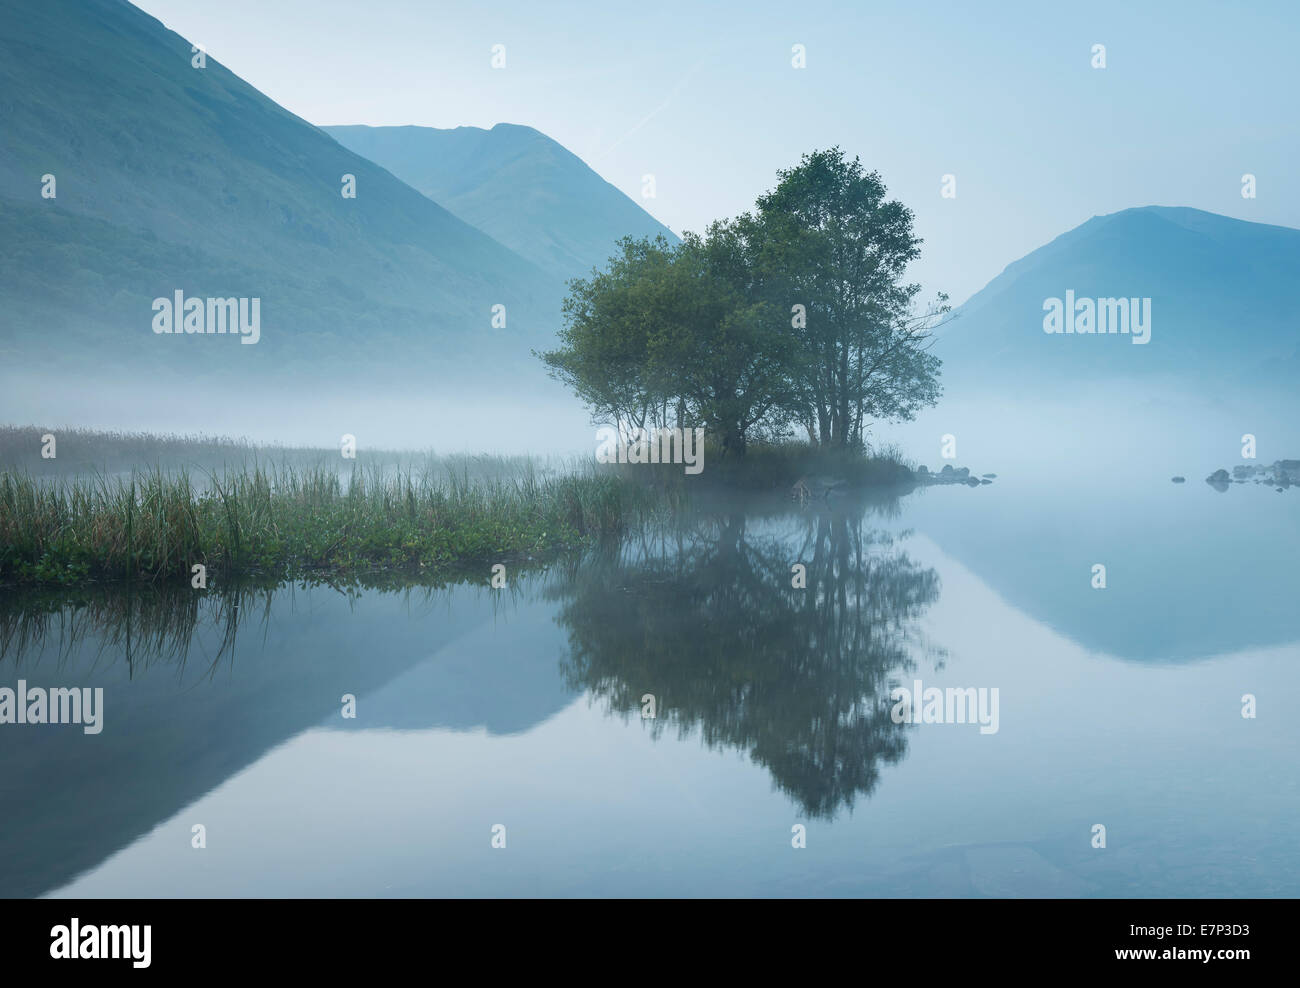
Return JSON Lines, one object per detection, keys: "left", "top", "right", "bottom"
{"left": 0, "top": 463, "right": 644, "bottom": 587}
{"left": 0, "top": 425, "right": 562, "bottom": 481}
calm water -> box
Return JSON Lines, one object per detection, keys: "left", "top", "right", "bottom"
{"left": 2, "top": 475, "right": 1297, "bottom": 897}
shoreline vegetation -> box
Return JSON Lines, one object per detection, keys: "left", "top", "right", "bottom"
{"left": 540, "top": 150, "right": 951, "bottom": 462}
{"left": 0, "top": 426, "right": 957, "bottom": 589}
{"left": 0, "top": 460, "right": 640, "bottom": 589}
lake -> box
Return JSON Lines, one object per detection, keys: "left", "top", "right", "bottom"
{"left": 2, "top": 471, "right": 1297, "bottom": 898}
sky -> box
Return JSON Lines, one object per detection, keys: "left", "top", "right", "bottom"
{"left": 131, "top": 0, "right": 1300, "bottom": 305}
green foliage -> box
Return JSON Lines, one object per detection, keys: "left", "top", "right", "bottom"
{"left": 753, "top": 147, "right": 949, "bottom": 446}
{"left": 542, "top": 226, "right": 797, "bottom": 456}
{"left": 541, "top": 149, "right": 949, "bottom": 456}
{"left": 0, "top": 463, "right": 645, "bottom": 588}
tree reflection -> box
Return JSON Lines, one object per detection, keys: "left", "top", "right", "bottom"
{"left": 548, "top": 504, "right": 944, "bottom": 818}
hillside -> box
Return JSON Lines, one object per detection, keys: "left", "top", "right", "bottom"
{"left": 935, "top": 207, "right": 1300, "bottom": 394}
{"left": 324, "top": 123, "right": 678, "bottom": 281}
{"left": 0, "top": 0, "right": 557, "bottom": 383}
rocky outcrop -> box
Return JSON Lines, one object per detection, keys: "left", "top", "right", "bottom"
{"left": 1202, "top": 461, "right": 1296, "bottom": 491}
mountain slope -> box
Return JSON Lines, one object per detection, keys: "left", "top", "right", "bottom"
{"left": 0, "top": 0, "right": 556, "bottom": 380}
{"left": 323, "top": 123, "right": 678, "bottom": 280}
{"left": 935, "top": 206, "right": 1300, "bottom": 393}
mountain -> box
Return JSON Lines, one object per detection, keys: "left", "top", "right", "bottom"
{"left": 935, "top": 207, "right": 1300, "bottom": 393}
{"left": 323, "top": 123, "right": 678, "bottom": 281}
{"left": 0, "top": 0, "right": 557, "bottom": 382}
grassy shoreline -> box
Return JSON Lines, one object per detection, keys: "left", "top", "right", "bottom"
{"left": 0, "top": 464, "right": 643, "bottom": 588}
{"left": 0, "top": 427, "right": 920, "bottom": 589}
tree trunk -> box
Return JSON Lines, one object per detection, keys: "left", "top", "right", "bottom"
{"left": 723, "top": 429, "right": 748, "bottom": 458}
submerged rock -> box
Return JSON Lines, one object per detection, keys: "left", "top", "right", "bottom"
{"left": 1171, "top": 476, "right": 1185, "bottom": 483}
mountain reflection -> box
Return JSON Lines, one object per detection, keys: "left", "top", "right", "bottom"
{"left": 548, "top": 504, "right": 944, "bottom": 818}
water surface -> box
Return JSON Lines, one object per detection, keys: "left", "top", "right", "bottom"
{"left": 2, "top": 476, "right": 1296, "bottom": 897}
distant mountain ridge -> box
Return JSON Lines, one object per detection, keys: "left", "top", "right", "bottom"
{"left": 0, "top": 0, "right": 556, "bottom": 380}
{"left": 936, "top": 206, "right": 1300, "bottom": 393}
{"left": 323, "top": 123, "right": 678, "bottom": 280}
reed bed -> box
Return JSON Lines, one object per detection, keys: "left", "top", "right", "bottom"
{"left": 0, "top": 463, "right": 643, "bottom": 587}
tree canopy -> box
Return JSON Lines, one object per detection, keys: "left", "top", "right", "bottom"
{"left": 541, "top": 148, "right": 949, "bottom": 456}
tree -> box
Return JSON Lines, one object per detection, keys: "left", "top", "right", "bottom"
{"left": 751, "top": 148, "right": 948, "bottom": 448}
{"left": 540, "top": 236, "right": 678, "bottom": 434}
{"left": 541, "top": 223, "right": 795, "bottom": 457}
{"left": 541, "top": 149, "right": 948, "bottom": 457}
{"left": 665, "top": 221, "right": 796, "bottom": 456}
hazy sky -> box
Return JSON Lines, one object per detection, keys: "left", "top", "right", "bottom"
{"left": 133, "top": 0, "right": 1299, "bottom": 304}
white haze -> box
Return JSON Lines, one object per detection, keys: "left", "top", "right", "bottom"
{"left": 4, "top": 364, "right": 1295, "bottom": 478}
